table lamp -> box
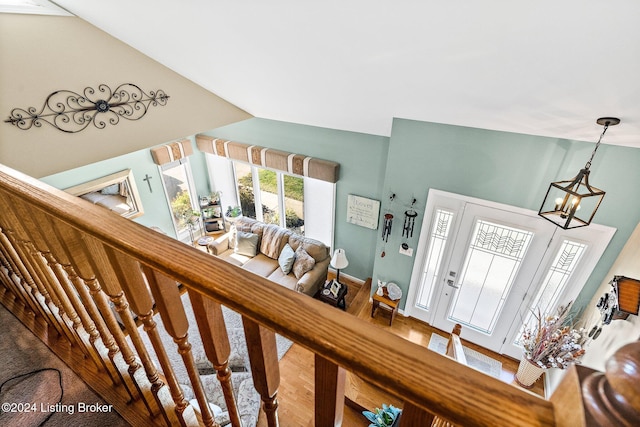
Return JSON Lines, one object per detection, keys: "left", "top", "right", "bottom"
{"left": 330, "top": 248, "right": 349, "bottom": 283}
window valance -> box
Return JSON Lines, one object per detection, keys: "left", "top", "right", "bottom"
{"left": 150, "top": 139, "right": 193, "bottom": 165}
{"left": 195, "top": 135, "right": 340, "bottom": 183}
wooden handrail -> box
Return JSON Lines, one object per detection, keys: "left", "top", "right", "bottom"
{"left": 0, "top": 164, "right": 557, "bottom": 426}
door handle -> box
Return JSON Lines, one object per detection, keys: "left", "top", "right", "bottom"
{"left": 447, "top": 279, "right": 460, "bottom": 289}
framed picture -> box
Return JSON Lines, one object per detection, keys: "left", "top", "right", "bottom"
{"left": 64, "top": 169, "right": 144, "bottom": 219}
{"left": 330, "top": 280, "right": 341, "bottom": 297}
{"left": 347, "top": 194, "right": 380, "bottom": 229}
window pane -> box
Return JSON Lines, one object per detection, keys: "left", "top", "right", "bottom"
{"left": 284, "top": 174, "right": 304, "bottom": 235}
{"left": 515, "top": 240, "right": 587, "bottom": 345}
{"left": 234, "top": 162, "right": 256, "bottom": 219}
{"left": 449, "top": 220, "right": 533, "bottom": 334}
{"left": 161, "top": 161, "right": 198, "bottom": 236}
{"left": 257, "top": 168, "right": 279, "bottom": 225}
{"left": 416, "top": 209, "right": 453, "bottom": 311}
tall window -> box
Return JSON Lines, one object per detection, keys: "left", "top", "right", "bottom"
{"left": 416, "top": 209, "right": 454, "bottom": 311}
{"left": 283, "top": 174, "right": 304, "bottom": 234}
{"left": 514, "top": 239, "right": 587, "bottom": 345}
{"left": 205, "top": 154, "right": 333, "bottom": 245}
{"left": 234, "top": 162, "right": 256, "bottom": 219}
{"left": 159, "top": 158, "right": 199, "bottom": 241}
{"left": 232, "top": 162, "right": 305, "bottom": 234}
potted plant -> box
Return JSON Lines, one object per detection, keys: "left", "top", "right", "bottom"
{"left": 516, "top": 301, "right": 588, "bottom": 388}
{"left": 225, "top": 205, "right": 242, "bottom": 223}
{"left": 363, "top": 404, "right": 402, "bottom": 427}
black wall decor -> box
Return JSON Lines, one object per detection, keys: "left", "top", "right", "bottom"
{"left": 4, "top": 83, "right": 169, "bottom": 133}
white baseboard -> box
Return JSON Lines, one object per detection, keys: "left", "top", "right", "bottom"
{"left": 328, "top": 269, "right": 365, "bottom": 285}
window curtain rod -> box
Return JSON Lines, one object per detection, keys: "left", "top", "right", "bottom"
{"left": 150, "top": 139, "right": 193, "bottom": 165}
{"left": 195, "top": 134, "right": 339, "bottom": 183}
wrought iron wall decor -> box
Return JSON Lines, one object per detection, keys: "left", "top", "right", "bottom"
{"left": 4, "top": 83, "right": 169, "bottom": 133}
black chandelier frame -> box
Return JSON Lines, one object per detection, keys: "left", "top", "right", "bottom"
{"left": 4, "top": 83, "right": 169, "bottom": 133}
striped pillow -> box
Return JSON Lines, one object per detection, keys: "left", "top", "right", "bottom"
{"left": 260, "top": 224, "right": 290, "bottom": 259}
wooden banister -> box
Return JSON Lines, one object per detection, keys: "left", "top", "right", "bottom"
{"left": 582, "top": 340, "right": 640, "bottom": 425}
{"left": 445, "top": 323, "right": 467, "bottom": 366}
{"left": 3, "top": 162, "right": 608, "bottom": 427}
{"left": 187, "top": 290, "right": 242, "bottom": 427}
{"left": 0, "top": 163, "right": 556, "bottom": 426}
{"left": 243, "top": 318, "right": 281, "bottom": 426}
{"left": 315, "top": 355, "right": 346, "bottom": 426}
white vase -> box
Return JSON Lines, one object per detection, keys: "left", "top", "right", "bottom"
{"left": 515, "top": 357, "right": 545, "bottom": 388}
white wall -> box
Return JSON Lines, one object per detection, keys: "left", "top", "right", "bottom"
{"left": 579, "top": 220, "right": 640, "bottom": 372}
{"left": 0, "top": 14, "right": 250, "bottom": 178}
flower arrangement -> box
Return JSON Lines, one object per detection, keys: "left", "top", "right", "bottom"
{"left": 363, "top": 404, "right": 401, "bottom": 427}
{"left": 520, "top": 302, "right": 588, "bottom": 369}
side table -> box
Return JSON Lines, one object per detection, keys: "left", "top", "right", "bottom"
{"left": 318, "top": 280, "right": 348, "bottom": 310}
{"left": 371, "top": 288, "right": 399, "bottom": 326}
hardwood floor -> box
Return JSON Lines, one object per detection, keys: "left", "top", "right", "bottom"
{"left": 1, "top": 271, "right": 543, "bottom": 427}
{"left": 257, "top": 275, "right": 544, "bottom": 426}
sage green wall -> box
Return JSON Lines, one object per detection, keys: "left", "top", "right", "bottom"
{"left": 41, "top": 136, "right": 211, "bottom": 239}
{"left": 202, "top": 118, "right": 390, "bottom": 280}
{"left": 372, "top": 118, "right": 640, "bottom": 312}
{"left": 40, "top": 116, "right": 640, "bottom": 317}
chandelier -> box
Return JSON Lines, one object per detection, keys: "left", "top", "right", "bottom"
{"left": 538, "top": 117, "right": 620, "bottom": 229}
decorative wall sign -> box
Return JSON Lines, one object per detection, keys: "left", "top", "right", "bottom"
{"left": 4, "top": 83, "right": 169, "bottom": 133}
{"left": 347, "top": 194, "right": 380, "bottom": 229}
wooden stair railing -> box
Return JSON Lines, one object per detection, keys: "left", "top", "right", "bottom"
{"left": 582, "top": 340, "right": 640, "bottom": 425}
{"left": 445, "top": 323, "right": 467, "bottom": 366}
{"left": 428, "top": 324, "right": 467, "bottom": 427}
{"left": 1, "top": 162, "right": 635, "bottom": 427}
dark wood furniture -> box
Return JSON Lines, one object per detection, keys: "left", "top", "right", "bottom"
{"left": 371, "top": 287, "right": 399, "bottom": 326}
{"left": 318, "top": 280, "right": 348, "bottom": 310}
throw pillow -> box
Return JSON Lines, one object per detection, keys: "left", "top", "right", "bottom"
{"left": 278, "top": 243, "right": 296, "bottom": 275}
{"left": 235, "top": 231, "right": 259, "bottom": 257}
{"left": 261, "top": 224, "right": 290, "bottom": 259}
{"left": 228, "top": 224, "right": 237, "bottom": 249}
{"left": 292, "top": 246, "right": 315, "bottom": 279}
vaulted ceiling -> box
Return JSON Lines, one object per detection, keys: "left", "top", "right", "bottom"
{"left": 21, "top": 1, "right": 640, "bottom": 146}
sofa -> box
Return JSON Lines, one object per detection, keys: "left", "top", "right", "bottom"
{"left": 207, "top": 217, "right": 330, "bottom": 297}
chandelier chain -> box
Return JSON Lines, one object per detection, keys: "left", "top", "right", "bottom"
{"left": 585, "top": 122, "right": 610, "bottom": 170}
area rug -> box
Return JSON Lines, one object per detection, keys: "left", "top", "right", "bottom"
{"left": 0, "top": 304, "right": 129, "bottom": 427}
{"left": 427, "top": 333, "right": 502, "bottom": 378}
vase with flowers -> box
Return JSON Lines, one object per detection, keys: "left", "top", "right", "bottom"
{"left": 516, "top": 301, "right": 588, "bottom": 388}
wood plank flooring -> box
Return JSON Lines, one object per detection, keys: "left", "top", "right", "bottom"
{"left": 1, "top": 270, "right": 543, "bottom": 427}
{"left": 257, "top": 275, "right": 544, "bottom": 426}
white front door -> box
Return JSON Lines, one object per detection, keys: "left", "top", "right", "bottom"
{"left": 405, "top": 190, "right": 616, "bottom": 356}
{"left": 429, "top": 203, "right": 555, "bottom": 352}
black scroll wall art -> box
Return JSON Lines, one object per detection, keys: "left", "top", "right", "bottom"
{"left": 4, "top": 83, "right": 169, "bottom": 133}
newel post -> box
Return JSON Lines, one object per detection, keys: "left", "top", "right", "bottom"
{"left": 582, "top": 340, "right": 640, "bottom": 426}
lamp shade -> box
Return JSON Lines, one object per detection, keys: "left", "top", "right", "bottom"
{"left": 330, "top": 249, "right": 349, "bottom": 270}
